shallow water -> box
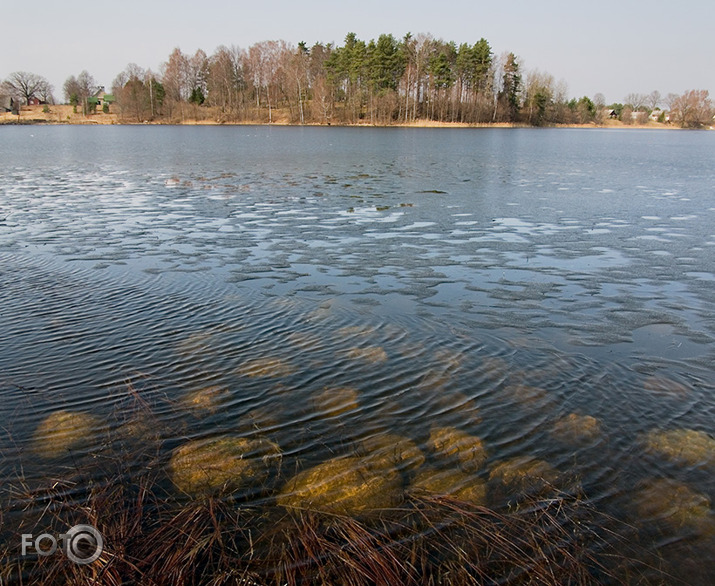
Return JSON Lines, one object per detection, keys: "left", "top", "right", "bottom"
{"left": 1, "top": 126, "right": 714, "bottom": 581}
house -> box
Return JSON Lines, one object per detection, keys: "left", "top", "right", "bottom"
{"left": 649, "top": 108, "right": 669, "bottom": 122}
{"left": 87, "top": 88, "right": 115, "bottom": 112}
{"left": 0, "top": 95, "right": 20, "bottom": 114}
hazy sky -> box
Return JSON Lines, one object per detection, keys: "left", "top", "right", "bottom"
{"left": 3, "top": 0, "right": 713, "bottom": 105}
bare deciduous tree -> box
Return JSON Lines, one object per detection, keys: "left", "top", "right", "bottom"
{"left": 624, "top": 93, "right": 647, "bottom": 110}
{"left": 670, "top": 89, "right": 713, "bottom": 128}
{"left": 63, "top": 70, "right": 97, "bottom": 114}
{"left": 162, "top": 48, "right": 190, "bottom": 119}
{"left": 3, "top": 71, "right": 51, "bottom": 105}
{"left": 646, "top": 90, "right": 661, "bottom": 111}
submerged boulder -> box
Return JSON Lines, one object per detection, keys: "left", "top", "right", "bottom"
{"left": 503, "top": 383, "right": 548, "bottom": 406}
{"left": 410, "top": 468, "right": 488, "bottom": 506}
{"left": 433, "top": 391, "right": 482, "bottom": 425}
{"left": 643, "top": 428, "right": 715, "bottom": 468}
{"left": 181, "top": 385, "right": 230, "bottom": 414}
{"left": 643, "top": 376, "right": 689, "bottom": 398}
{"left": 237, "top": 357, "right": 296, "bottom": 378}
{"left": 636, "top": 478, "right": 713, "bottom": 533}
{"left": 312, "top": 386, "right": 360, "bottom": 418}
{"left": 33, "top": 410, "right": 104, "bottom": 458}
{"left": 428, "top": 426, "right": 488, "bottom": 473}
{"left": 551, "top": 413, "right": 603, "bottom": 444}
{"left": 169, "top": 436, "right": 281, "bottom": 497}
{"left": 489, "top": 456, "right": 561, "bottom": 497}
{"left": 345, "top": 346, "right": 388, "bottom": 364}
{"left": 360, "top": 433, "right": 425, "bottom": 473}
{"left": 277, "top": 456, "right": 402, "bottom": 516}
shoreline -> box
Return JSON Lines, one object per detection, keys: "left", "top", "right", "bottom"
{"left": 0, "top": 118, "right": 687, "bottom": 130}
{"left": 0, "top": 105, "right": 691, "bottom": 130}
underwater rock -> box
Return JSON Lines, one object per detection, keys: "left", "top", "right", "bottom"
{"left": 433, "top": 349, "right": 463, "bottom": 371}
{"left": 503, "top": 383, "right": 548, "bottom": 406}
{"left": 285, "top": 331, "right": 323, "bottom": 351}
{"left": 239, "top": 406, "right": 282, "bottom": 433}
{"left": 643, "top": 376, "right": 689, "bottom": 397}
{"left": 434, "top": 391, "right": 482, "bottom": 425}
{"left": 115, "top": 414, "right": 160, "bottom": 443}
{"left": 345, "top": 346, "right": 388, "bottom": 364}
{"left": 636, "top": 478, "right": 713, "bottom": 533}
{"left": 181, "top": 385, "right": 230, "bottom": 414}
{"left": 312, "top": 386, "right": 360, "bottom": 418}
{"left": 417, "top": 371, "right": 451, "bottom": 392}
{"left": 237, "top": 357, "right": 296, "bottom": 378}
{"left": 169, "top": 436, "right": 281, "bottom": 497}
{"left": 410, "top": 468, "right": 488, "bottom": 506}
{"left": 277, "top": 456, "right": 403, "bottom": 516}
{"left": 336, "top": 325, "right": 376, "bottom": 338}
{"left": 479, "top": 357, "right": 510, "bottom": 382}
{"left": 360, "top": 433, "right": 425, "bottom": 473}
{"left": 33, "top": 410, "right": 103, "bottom": 458}
{"left": 643, "top": 428, "right": 715, "bottom": 468}
{"left": 428, "top": 426, "right": 488, "bottom": 473}
{"left": 551, "top": 413, "right": 602, "bottom": 444}
{"left": 489, "top": 456, "right": 560, "bottom": 495}
{"left": 175, "top": 331, "right": 214, "bottom": 357}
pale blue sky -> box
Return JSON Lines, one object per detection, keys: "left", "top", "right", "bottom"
{"left": 3, "top": 0, "right": 713, "bottom": 105}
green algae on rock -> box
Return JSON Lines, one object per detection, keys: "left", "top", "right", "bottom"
{"left": 344, "top": 346, "right": 388, "bottom": 364}
{"left": 489, "top": 456, "right": 560, "bottom": 495}
{"left": 360, "top": 433, "right": 425, "bottom": 473}
{"left": 551, "top": 413, "right": 603, "bottom": 444}
{"left": 277, "top": 456, "right": 403, "bottom": 516}
{"left": 643, "top": 428, "right": 715, "bottom": 468}
{"left": 428, "top": 426, "right": 488, "bottom": 473}
{"left": 410, "top": 468, "right": 488, "bottom": 506}
{"left": 643, "top": 376, "right": 689, "bottom": 397}
{"left": 636, "top": 478, "right": 713, "bottom": 533}
{"left": 236, "top": 357, "right": 296, "bottom": 378}
{"left": 32, "top": 410, "right": 104, "bottom": 458}
{"left": 181, "top": 385, "right": 230, "bottom": 414}
{"left": 312, "top": 386, "right": 360, "bottom": 418}
{"left": 169, "top": 436, "right": 282, "bottom": 497}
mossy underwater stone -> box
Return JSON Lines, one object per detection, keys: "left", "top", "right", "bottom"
{"left": 489, "top": 456, "right": 561, "bottom": 495}
{"left": 33, "top": 410, "right": 104, "bottom": 458}
{"left": 360, "top": 433, "right": 425, "bottom": 473}
{"left": 181, "top": 385, "right": 230, "bottom": 414}
{"left": 277, "top": 456, "right": 403, "bottom": 516}
{"left": 643, "top": 428, "right": 715, "bottom": 468}
{"left": 643, "top": 376, "right": 689, "bottom": 397}
{"left": 312, "top": 386, "right": 360, "bottom": 418}
{"left": 410, "top": 468, "right": 488, "bottom": 506}
{"left": 169, "top": 436, "right": 281, "bottom": 497}
{"left": 345, "top": 346, "right": 388, "bottom": 364}
{"left": 237, "top": 357, "right": 296, "bottom": 378}
{"left": 636, "top": 478, "right": 713, "bottom": 533}
{"left": 551, "top": 413, "right": 603, "bottom": 444}
{"left": 428, "top": 426, "right": 488, "bottom": 473}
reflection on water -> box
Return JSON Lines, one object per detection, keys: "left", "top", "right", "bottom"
{"left": 0, "top": 126, "right": 713, "bottom": 582}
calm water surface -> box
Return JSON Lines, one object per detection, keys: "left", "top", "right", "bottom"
{"left": 1, "top": 126, "right": 714, "bottom": 581}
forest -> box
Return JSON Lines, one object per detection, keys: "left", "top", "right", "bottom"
{"left": 3, "top": 32, "right": 714, "bottom": 127}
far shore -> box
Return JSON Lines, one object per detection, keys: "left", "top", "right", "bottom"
{"left": 0, "top": 104, "right": 692, "bottom": 130}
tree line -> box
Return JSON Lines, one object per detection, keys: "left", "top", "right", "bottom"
{"left": 2, "top": 32, "right": 714, "bottom": 128}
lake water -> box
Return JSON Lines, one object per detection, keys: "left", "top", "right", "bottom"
{"left": 1, "top": 126, "right": 714, "bottom": 582}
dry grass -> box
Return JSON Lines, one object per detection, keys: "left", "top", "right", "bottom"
{"left": 1, "top": 479, "right": 666, "bottom": 585}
